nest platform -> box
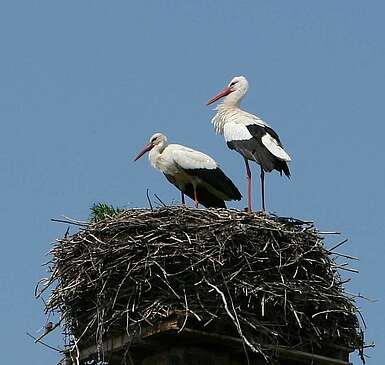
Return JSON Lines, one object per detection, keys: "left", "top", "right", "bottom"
{"left": 37, "top": 207, "right": 364, "bottom": 364}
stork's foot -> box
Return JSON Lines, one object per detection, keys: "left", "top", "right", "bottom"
{"left": 257, "top": 209, "right": 269, "bottom": 216}
{"left": 243, "top": 207, "right": 269, "bottom": 216}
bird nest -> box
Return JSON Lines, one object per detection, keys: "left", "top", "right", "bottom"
{"left": 37, "top": 207, "right": 364, "bottom": 363}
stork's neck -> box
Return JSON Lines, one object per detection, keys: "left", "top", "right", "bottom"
{"left": 211, "top": 104, "right": 242, "bottom": 135}
{"left": 222, "top": 96, "right": 241, "bottom": 107}
{"left": 223, "top": 85, "right": 247, "bottom": 107}
{"left": 148, "top": 140, "right": 168, "bottom": 168}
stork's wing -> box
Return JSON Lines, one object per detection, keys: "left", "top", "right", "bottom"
{"left": 172, "top": 148, "right": 242, "bottom": 201}
{"left": 261, "top": 133, "right": 291, "bottom": 161}
{"left": 248, "top": 125, "right": 291, "bottom": 162}
{"left": 171, "top": 147, "right": 218, "bottom": 170}
{"left": 225, "top": 122, "right": 291, "bottom": 162}
{"left": 163, "top": 174, "right": 226, "bottom": 208}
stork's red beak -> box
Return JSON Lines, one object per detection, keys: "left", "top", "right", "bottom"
{"left": 133, "top": 143, "right": 154, "bottom": 161}
{"left": 206, "top": 87, "right": 233, "bottom": 105}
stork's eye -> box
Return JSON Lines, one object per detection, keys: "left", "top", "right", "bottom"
{"left": 229, "top": 81, "right": 238, "bottom": 87}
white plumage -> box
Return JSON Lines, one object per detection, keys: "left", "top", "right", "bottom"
{"left": 261, "top": 134, "right": 292, "bottom": 161}
{"left": 167, "top": 146, "right": 218, "bottom": 171}
{"left": 224, "top": 122, "right": 253, "bottom": 142}
{"left": 212, "top": 105, "right": 268, "bottom": 135}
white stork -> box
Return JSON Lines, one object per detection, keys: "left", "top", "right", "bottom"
{"left": 134, "top": 132, "right": 242, "bottom": 208}
{"left": 207, "top": 76, "right": 291, "bottom": 212}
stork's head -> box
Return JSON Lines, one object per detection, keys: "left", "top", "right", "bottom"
{"left": 207, "top": 75, "right": 249, "bottom": 106}
{"left": 133, "top": 133, "right": 168, "bottom": 161}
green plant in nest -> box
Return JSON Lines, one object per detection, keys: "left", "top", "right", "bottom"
{"left": 90, "top": 203, "right": 123, "bottom": 222}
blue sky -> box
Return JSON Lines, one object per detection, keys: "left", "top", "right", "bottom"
{"left": 1, "top": 1, "right": 384, "bottom": 363}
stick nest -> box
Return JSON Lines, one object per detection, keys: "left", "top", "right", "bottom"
{"left": 38, "top": 207, "right": 364, "bottom": 361}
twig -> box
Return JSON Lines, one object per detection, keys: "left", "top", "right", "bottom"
{"left": 222, "top": 274, "right": 252, "bottom": 365}
{"left": 26, "top": 332, "right": 62, "bottom": 352}
{"left": 146, "top": 188, "right": 153, "bottom": 211}
{"left": 329, "top": 239, "right": 349, "bottom": 252}
{"left": 206, "top": 280, "right": 262, "bottom": 362}
{"left": 34, "top": 322, "right": 60, "bottom": 342}
{"left": 154, "top": 193, "right": 167, "bottom": 207}
{"left": 51, "top": 218, "right": 88, "bottom": 227}
{"left": 178, "top": 289, "right": 189, "bottom": 334}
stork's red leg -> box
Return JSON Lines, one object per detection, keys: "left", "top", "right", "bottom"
{"left": 260, "top": 166, "right": 266, "bottom": 212}
{"left": 244, "top": 158, "right": 252, "bottom": 212}
{"left": 193, "top": 186, "right": 199, "bottom": 208}
{"left": 181, "top": 191, "right": 185, "bottom": 206}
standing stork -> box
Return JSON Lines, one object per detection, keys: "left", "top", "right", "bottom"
{"left": 207, "top": 76, "right": 291, "bottom": 212}
{"left": 134, "top": 132, "right": 242, "bottom": 208}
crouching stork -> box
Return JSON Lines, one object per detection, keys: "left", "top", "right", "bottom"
{"left": 134, "top": 132, "right": 242, "bottom": 208}
{"left": 207, "top": 75, "right": 292, "bottom": 212}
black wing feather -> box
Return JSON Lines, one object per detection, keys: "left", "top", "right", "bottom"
{"left": 163, "top": 173, "right": 227, "bottom": 208}
{"left": 183, "top": 168, "right": 242, "bottom": 201}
